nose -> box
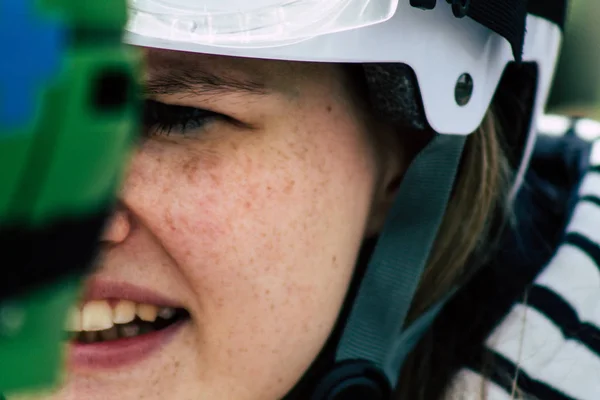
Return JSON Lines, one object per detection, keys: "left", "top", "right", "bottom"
{"left": 100, "top": 202, "right": 131, "bottom": 245}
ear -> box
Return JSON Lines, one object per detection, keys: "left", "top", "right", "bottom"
{"left": 365, "top": 126, "right": 433, "bottom": 237}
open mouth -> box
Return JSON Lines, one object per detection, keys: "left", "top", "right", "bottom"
{"left": 66, "top": 300, "right": 191, "bottom": 344}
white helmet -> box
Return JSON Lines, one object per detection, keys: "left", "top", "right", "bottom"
{"left": 124, "top": 1, "right": 566, "bottom": 398}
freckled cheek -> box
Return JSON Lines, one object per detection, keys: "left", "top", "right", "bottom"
{"left": 124, "top": 145, "right": 229, "bottom": 260}
{"left": 128, "top": 122, "right": 376, "bottom": 388}
{"left": 137, "top": 121, "right": 375, "bottom": 292}
{"left": 156, "top": 170, "right": 284, "bottom": 270}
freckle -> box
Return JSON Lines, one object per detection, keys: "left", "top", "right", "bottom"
{"left": 303, "top": 321, "right": 310, "bottom": 333}
{"left": 209, "top": 171, "right": 220, "bottom": 185}
{"left": 182, "top": 155, "right": 199, "bottom": 182}
{"left": 265, "top": 289, "right": 271, "bottom": 295}
{"left": 216, "top": 297, "right": 225, "bottom": 309}
{"left": 284, "top": 179, "right": 295, "bottom": 194}
{"left": 165, "top": 209, "right": 176, "bottom": 232}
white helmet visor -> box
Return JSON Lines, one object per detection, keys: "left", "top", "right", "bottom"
{"left": 127, "top": 0, "right": 398, "bottom": 48}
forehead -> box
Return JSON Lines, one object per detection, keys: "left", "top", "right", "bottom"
{"left": 144, "top": 49, "right": 301, "bottom": 91}
{"left": 145, "top": 48, "right": 271, "bottom": 79}
{"left": 142, "top": 48, "right": 344, "bottom": 98}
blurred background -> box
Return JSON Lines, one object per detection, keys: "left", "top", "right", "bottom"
{"left": 547, "top": 0, "right": 600, "bottom": 119}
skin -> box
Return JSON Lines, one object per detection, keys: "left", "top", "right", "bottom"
{"left": 11, "top": 49, "right": 416, "bottom": 400}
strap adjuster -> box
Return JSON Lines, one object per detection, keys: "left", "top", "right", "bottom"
{"left": 311, "top": 360, "right": 391, "bottom": 400}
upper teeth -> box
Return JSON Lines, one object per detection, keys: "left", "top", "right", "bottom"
{"left": 66, "top": 300, "right": 177, "bottom": 332}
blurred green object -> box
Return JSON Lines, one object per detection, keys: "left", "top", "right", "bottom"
{"left": 0, "top": 277, "right": 82, "bottom": 395}
{"left": 0, "top": 0, "right": 139, "bottom": 396}
{"left": 547, "top": 0, "right": 600, "bottom": 119}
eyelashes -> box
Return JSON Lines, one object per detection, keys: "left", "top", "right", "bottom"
{"left": 142, "top": 99, "right": 222, "bottom": 137}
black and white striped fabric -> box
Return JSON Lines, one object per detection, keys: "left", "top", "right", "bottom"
{"left": 445, "top": 117, "right": 600, "bottom": 400}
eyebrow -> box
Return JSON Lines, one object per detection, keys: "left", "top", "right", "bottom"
{"left": 144, "top": 67, "right": 270, "bottom": 97}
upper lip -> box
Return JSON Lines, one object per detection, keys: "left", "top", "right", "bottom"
{"left": 80, "top": 278, "right": 184, "bottom": 309}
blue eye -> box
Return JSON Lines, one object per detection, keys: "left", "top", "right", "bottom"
{"left": 143, "top": 99, "right": 221, "bottom": 136}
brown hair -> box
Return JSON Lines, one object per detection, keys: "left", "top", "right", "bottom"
{"left": 342, "top": 62, "right": 534, "bottom": 400}
{"left": 392, "top": 61, "right": 538, "bottom": 400}
{"left": 395, "top": 105, "right": 514, "bottom": 400}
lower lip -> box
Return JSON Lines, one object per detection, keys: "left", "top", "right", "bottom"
{"left": 68, "top": 319, "right": 188, "bottom": 371}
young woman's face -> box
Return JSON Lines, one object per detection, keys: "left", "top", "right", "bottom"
{"left": 13, "top": 50, "right": 409, "bottom": 400}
